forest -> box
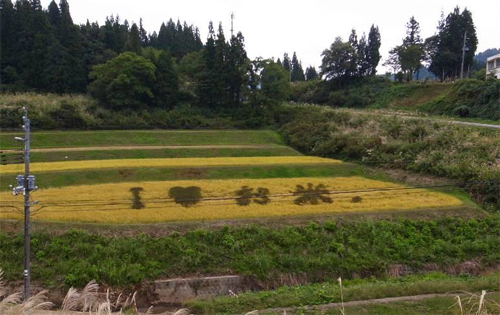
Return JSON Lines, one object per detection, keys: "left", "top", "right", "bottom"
{"left": 0, "top": 0, "right": 489, "bottom": 112}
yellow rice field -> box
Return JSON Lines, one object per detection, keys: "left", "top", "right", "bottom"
{"left": 0, "top": 156, "right": 341, "bottom": 174}
{"left": 0, "top": 177, "right": 463, "bottom": 224}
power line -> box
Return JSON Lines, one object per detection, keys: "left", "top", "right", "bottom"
{"left": 0, "top": 185, "right": 460, "bottom": 214}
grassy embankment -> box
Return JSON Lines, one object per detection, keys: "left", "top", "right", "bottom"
{"left": 187, "top": 273, "right": 500, "bottom": 314}
{"left": 0, "top": 218, "right": 499, "bottom": 288}
{"left": 280, "top": 104, "right": 500, "bottom": 211}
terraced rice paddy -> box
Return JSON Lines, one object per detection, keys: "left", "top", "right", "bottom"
{"left": 0, "top": 156, "right": 341, "bottom": 174}
{"left": 0, "top": 177, "right": 462, "bottom": 223}
{"left": 0, "top": 130, "right": 469, "bottom": 224}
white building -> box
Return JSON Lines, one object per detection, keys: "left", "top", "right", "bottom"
{"left": 486, "top": 53, "right": 500, "bottom": 79}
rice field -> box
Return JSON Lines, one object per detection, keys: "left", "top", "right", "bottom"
{"left": 0, "top": 156, "right": 341, "bottom": 174}
{"left": 0, "top": 177, "right": 463, "bottom": 224}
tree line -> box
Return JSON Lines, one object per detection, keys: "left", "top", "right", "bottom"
{"left": 1, "top": 0, "right": 293, "bottom": 109}
{"left": 0, "top": 1, "right": 485, "bottom": 111}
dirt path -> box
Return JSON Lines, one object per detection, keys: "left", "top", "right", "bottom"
{"left": 259, "top": 291, "right": 496, "bottom": 314}
{"left": 375, "top": 111, "right": 500, "bottom": 129}
{"left": 1, "top": 144, "right": 285, "bottom": 153}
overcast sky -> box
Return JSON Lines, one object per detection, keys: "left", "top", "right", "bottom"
{"left": 41, "top": 0, "right": 499, "bottom": 72}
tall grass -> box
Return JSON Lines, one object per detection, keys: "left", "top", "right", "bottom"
{"left": 0, "top": 269, "right": 191, "bottom": 315}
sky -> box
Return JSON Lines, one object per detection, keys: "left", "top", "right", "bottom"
{"left": 41, "top": 0, "right": 500, "bottom": 72}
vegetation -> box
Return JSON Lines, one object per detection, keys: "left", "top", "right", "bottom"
{"left": 279, "top": 104, "right": 500, "bottom": 210}
{"left": 28, "top": 146, "right": 301, "bottom": 163}
{"left": 0, "top": 163, "right": 381, "bottom": 192}
{"left": 0, "top": 217, "right": 499, "bottom": 288}
{"left": 0, "top": 177, "right": 461, "bottom": 223}
{"left": 0, "top": 128, "right": 284, "bottom": 148}
{"left": 0, "top": 156, "right": 339, "bottom": 174}
{"left": 187, "top": 273, "right": 500, "bottom": 314}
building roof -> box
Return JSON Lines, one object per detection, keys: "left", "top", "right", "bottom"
{"left": 486, "top": 53, "right": 500, "bottom": 61}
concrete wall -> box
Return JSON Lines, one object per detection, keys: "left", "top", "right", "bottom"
{"left": 155, "top": 275, "right": 245, "bottom": 303}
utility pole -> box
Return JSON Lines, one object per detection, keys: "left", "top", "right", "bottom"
{"left": 11, "top": 107, "right": 37, "bottom": 302}
{"left": 460, "top": 31, "right": 467, "bottom": 79}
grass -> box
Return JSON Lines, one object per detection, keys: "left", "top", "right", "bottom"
{"left": 0, "top": 130, "right": 285, "bottom": 149}
{"left": 0, "top": 177, "right": 463, "bottom": 223}
{"left": 308, "top": 293, "right": 500, "bottom": 315}
{"left": 28, "top": 146, "right": 301, "bottom": 162}
{"left": 0, "top": 156, "right": 341, "bottom": 174}
{"left": 186, "top": 273, "right": 500, "bottom": 314}
{"left": 0, "top": 218, "right": 499, "bottom": 288}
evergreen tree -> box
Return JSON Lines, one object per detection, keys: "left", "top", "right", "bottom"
{"left": 282, "top": 53, "right": 291, "bottom": 73}
{"left": 149, "top": 31, "right": 158, "bottom": 48}
{"left": 404, "top": 16, "right": 421, "bottom": 45}
{"left": 227, "top": 31, "right": 248, "bottom": 106}
{"left": 428, "top": 7, "right": 478, "bottom": 80}
{"left": 46, "top": 0, "right": 60, "bottom": 27}
{"left": 139, "top": 18, "right": 148, "bottom": 46}
{"left": 357, "top": 33, "right": 370, "bottom": 76}
{"left": 0, "top": 0, "right": 16, "bottom": 84}
{"left": 366, "top": 24, "right": 381, "bottom": 75}
{"left": 214, "top": 22, "right": 228, "bottom": 105}
{"left": 386, "top": 17, "right": 425, "bottom": 82}
{"left": 196, "top": 22, "right": 218, "bottom": 107}
{"left": 290, "top": 52, "right": 305, "bottom": 81}
{"left": 125, "top": 23, "right": 141, "bottom": 54}
{"left": 56, "top": 0, "right": 86, "bottom": 91}
{"left": 152, "top": 50, "right": 179, "bottom": 108}
{"left": 15, "top": 0, "right": 58, "bottom": 91}
{"left": 305, "top": 66, "right": 318, "bottom": 80}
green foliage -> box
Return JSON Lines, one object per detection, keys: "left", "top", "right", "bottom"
{"left": 188, "top": 273, "right": 500, "bottom": 314}
{"left": 427, "top": 7, "right": 478, "bottom": 80}
{"left": 280, "top": 105, "right": 500, "bottom": 210}
{"left": 290, "top": 52, "right": 305, "bottom": 82}
{"left": 419, "top": 80, "right": 500, "bottom": 120}
{"left": 88, "top": 52, "right": 156, "bottom": 109}
{"left": 0, "top": 218, "right": 498, "bottom": 287}
{"left": 260, "top": 61, "right": 291, "bottom": 105}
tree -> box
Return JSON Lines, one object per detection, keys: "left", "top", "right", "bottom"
{"left": 46, "top": 0, "right": 60, "bottom": 27}
{"left": 357, "top": 34, "right": 370, "bottom": 76}
{"left": 151, "top": 50, "right": 178, "bottom": 108}
{"left": 305, "top": 66, "right": 318, "bottom": 80}
{"left": 290, "top": 52, "right": 305, "bottom": 82}
{"left": 227, "top": 32, "right": 249, "bottom": 106}
{"left": 366, "top": 24, "right": 381, "bottom": 75}
{"left": 138, "top": 18, "right": 148, "bottom": 46}
{"left": 385, "top": 16, "right": 425, "bottom": 82}
{"left": 0, "top": 0, "right": 16, "bottom": 84}
{"left": 214, "top": 22, "right": 228, "bottom": 105}
{"left": 56, "top": 0, "right": 86, "bottom": 91}
{"left": 124, "top": 23, "right": 141, "bottom": 54}
{"left": 196, "top": 22, "right": 218, "bottom": 107}
{"left": 320, "top": 37, "right": 357, "bottom": 85}
{"left": 427, "top": 7, "right": 478, "bottom": 80}
{"left": 260, "top": 60, "right": 290, "bottom": 104}
{"left": 248, "top": 59, "right": 290, "bottom": 107}
{"left": 282, "top": 53, "right": 291, "bottom": 73}
{"left": 88, "top": 52, "right": 156, "bottom": 109}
